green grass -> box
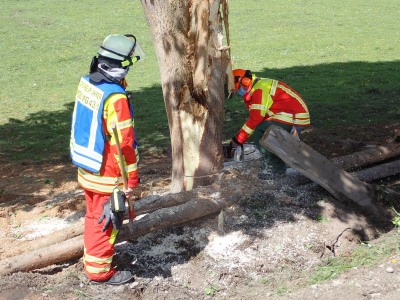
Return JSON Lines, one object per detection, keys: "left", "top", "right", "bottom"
{"left": 310, "top": 235, "right": 400, "bottom": 284}
{"left": 0, "top": 0, "right": 399, "bottom": 160}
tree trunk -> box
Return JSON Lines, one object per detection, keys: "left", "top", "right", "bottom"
{"left": 140, "top": 0, "right": 232, "bottom": 192}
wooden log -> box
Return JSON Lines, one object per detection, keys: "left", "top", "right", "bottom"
{"left": 260, "top": 125, "right": 375, "bottom": 207}
{"left": 0, "top": 236, "right": 83, "bottom": 276}
{"left": 2, "top": 191, "right": 197, "bottom": 259}
{"left": 354, "top": 159, "right": 400, "bottom": 182}
{"left": 0, "top": 176, "right": 246, "bottom": 276}
{"left": 331, "top": 144, "right": 400, "bottom": 171}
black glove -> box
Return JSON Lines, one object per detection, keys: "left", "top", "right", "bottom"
{"left": 230, "top": 137, "right": 242, "bottom": 148}
{"left": 98, "top": 189, "right": 126, "bottom": 232}
{"left": 226, "top": 137, "right": 242, "bottom": 159}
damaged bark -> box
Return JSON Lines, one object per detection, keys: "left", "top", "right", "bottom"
{"left": 140, "top": 0, "right": 233, "bottom": 192}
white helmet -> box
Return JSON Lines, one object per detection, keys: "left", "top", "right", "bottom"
{"left": 97, "top": 34, "right": 145, "bottom": 66}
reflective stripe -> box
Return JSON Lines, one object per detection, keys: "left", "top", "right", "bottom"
{"left": 116, "top": 119, "right": 132, "bottom": 130}
{"left": 85, "top": 264, "right": 111, "bottom": 274}
{"left": 109, "top": 229, "right": 119, "bottom": 244}
{"left": 269, "top": 113, "right": 310, "bottom": 126}
{"left": 78, "top": 168, "right": 122, "bottom": 193}
{"left": 277, "top": 84, "right": 309, "bottom": 112}
{"left": 84, "top": 251, "right": 113, "bottom": 264}
{"left": 250, "top": 104, "right": 266, "bottom": 111}
{"left": 270, "top": 80, "right": 278, "bottom": 96}
{"left": 242, "top": 124, "right": 254, "bottom": 135}
{"left": 295, "top": 112, "right": 310, "bottom": 118}
{"left": 126, "top": 163, "right": 138, "bottom": 173}
{"left": 70, "top": 140, "right": 103, "bottom": 172}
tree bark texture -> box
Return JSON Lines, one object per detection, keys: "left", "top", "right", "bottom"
{"left": 140, "top": 0, "right": 232, "bottom": 192}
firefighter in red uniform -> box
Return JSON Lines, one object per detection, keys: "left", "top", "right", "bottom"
{"left": 230, "top": 69, "right": 310, "bottom": 179}
{"left": 70, "top": 34, "right": 145, "bottom": 284}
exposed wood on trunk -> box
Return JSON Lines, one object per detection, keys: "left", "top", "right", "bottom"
{"left": 140, "top": 0, "right": 228, "bottom": 192}
{"left": 260, "top": 125, "right": 376, "bottom": 207}
{"left": 0, "top": 175, "right": 249, "bottom": 276}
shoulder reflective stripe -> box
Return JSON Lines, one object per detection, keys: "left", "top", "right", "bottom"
{"left": 242, "top": 124, "right": 254, "bottom": 134}
{"left": 108, "top": 93, "right": 126, "bottom": 104}
{"left": 85, "top": 265, "right": 111, "bottom": 274}
{"left": 270, "top": 80, "right": 278, "bottom": 96}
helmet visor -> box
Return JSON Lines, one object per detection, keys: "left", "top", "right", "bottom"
{"left": 132, "top": 41, "right": 145, "bottom": 61}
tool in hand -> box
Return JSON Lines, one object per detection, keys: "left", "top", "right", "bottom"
{"left": 111, "top": 122, "right": 135, "bottom": 232}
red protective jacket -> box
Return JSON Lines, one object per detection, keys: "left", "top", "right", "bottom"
{"left": 235, "top": 77, "right": 310, "bottom": 144}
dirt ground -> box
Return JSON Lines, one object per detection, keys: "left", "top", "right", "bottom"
{"left": 0, "top": 124, "right": 400, "bottom": 300}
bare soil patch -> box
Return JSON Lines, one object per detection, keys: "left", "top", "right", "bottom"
{"left": 0, "top": 124, "right": 400, "bottom": 300}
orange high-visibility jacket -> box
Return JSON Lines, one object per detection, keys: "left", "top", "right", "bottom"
{"left": 77, "top": 84, "right": 139, "bottom": 194}
{"left": 235, "top": 76, "right": 310, "bottom": 144}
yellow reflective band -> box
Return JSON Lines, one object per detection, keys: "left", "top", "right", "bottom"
{"left": 242, "top": 124, "right": 254, "bottom": 135}
{"left": 78, "top": 168, "right": 117, "bottom": 185}
{"left": 126, "top": 162, "right": 138, "bottom": 173}
{"left": 85, "top": 264, "right": 111, "bottom": 274}
{"left": 84, "top": 252, "right": 113, "bottom": 264}
{"left": 295, "top": 112, "right": 310, "bottom": 119}
{"left": 116, "top": 119, "right": 132, "bottom": 130}
{"left": 250, "top": 104, "right": 266, "bottom": 111}
{"left": 109, "top": 228, "right": 119, "bottom": 244}
{"left": 293, "top": 119, "right": 311, "bottom": 125}
{"left": 270, "top": 80, "right": 278, "bottom": 96}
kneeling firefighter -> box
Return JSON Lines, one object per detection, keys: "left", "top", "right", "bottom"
{"left": 228, "top": 69, "right": 311, "bottom": 179}
{"left": 70, "top": 34, "right": 145, "bottom": 285}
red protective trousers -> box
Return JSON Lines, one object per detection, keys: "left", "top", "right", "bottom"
{"left": 83, "top": 190, "right": 118, "bottom": 281}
